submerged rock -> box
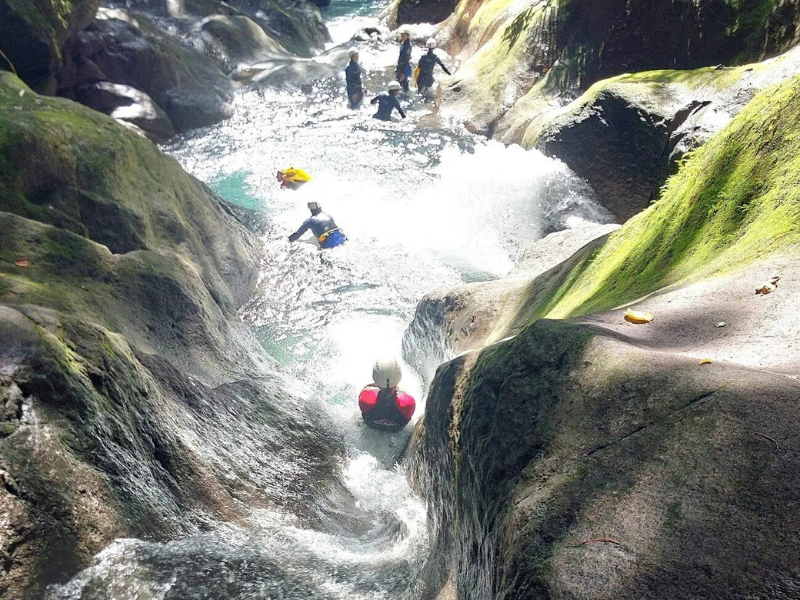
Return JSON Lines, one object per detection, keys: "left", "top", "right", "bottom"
{"left": 0, "top": 73, "right": 345, "bottom": 598}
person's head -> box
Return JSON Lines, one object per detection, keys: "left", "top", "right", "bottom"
{"left": 348, "top": 47, "right": 359, "bottom": 63}
{"left": 399, "top": 27, "right": 411, "bottom": 41}
{"left": 388, "top": 81, "right": 402, "bottom": 96}
{"left": 426, "top": 38, "right": 437, "bottom": 51}
{"left": 308, "top": 201, "right": 322, "bottom": 216}
{"left": 372, "top": 358, "right": 402, "bottom": 389}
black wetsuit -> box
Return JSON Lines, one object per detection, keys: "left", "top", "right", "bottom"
{"left": 367, "top": 389, "right": 410, "bottom": 431}
{"left": 396, "top": 39, "right": 412, "bottom": 92}
{"left": 417, "top": 50, "right": 451, "bottom": 91}
{"left": 345, "top": 60, "right": 363, "bottom": 107}
{"left": 289, "top": 212, "right": 338, "bottom": 241}
{"left": 370, "top": 92, "right": 406, "bottom": 121}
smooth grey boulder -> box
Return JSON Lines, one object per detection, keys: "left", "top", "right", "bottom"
{"left": 219, "top": 0, "right": 330, "bottom": 58}
{"left": 70, "top": 9, "right": 236, "bottom": 132}
{"left": 76, "top": 81, "right": 176, "bottom": 142}
{"left": 198, "top": 14, "right": 288, "bottom": 71}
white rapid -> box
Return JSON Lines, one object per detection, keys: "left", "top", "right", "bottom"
{"left": 46, "top": 0, "right": 611, "bottom": 597}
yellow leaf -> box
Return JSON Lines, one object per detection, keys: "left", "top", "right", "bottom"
{"left": 699, "top": 358, "right": 713, "bottom": 365}
{"left": 624, "top": 308, "right": 654, "bottom": 324}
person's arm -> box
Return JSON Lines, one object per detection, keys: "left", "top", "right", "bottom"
{"left": 436, "top": 56, "right": 452, "bottom": 76}
{"left": 288, "top": 218, "right": 312, "bottom": 242}
{"left": 370, "top": 95, "right": 380, "bottom": 105}
{"left": 393, "top": 96, "right": 406, "bottom": 119}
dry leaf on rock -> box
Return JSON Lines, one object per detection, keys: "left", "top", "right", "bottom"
{"left": 624, "top": 308, "right": 654, "bottom": 324}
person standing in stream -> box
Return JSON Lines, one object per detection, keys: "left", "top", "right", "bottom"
{"left": 417, "top": 38, "right": 451, "bottom": 95}
{"left": 345, "top": 47, "right": 364, "bottom": 108}
{"left": 396, "top": 28, "right": 413, "bottom": 92}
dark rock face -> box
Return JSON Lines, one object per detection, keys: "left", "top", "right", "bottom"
{"left": 0, "top": 73, "right": 344, "bottom": 599}
{"left": 76, "top": 81, "right": 176, "bottom": 142}
{"left": 0, "top": 0, "right": 100, "bottom": 93}
{"left": 525, "top": 46, "right": 800, "bottom": 222}
{"left": 63, "top": 11, "right": 236, "bottom": 133}
{"left": 549, "top": 0, "right": 800, "bottom": 90}
{"left": 397, "top": 0, "right": 457, "bottom": 25}
{"left": 415, "top": 319, "right": 800, "bottom": 600}
{"left": 534, "top": 91, "right": 705, "bottom": 223}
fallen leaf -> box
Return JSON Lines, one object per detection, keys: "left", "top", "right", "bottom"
{"left": 755, "top": 283, "right": 776, "bottom": 295}
{"left": 699, "top": 358, "right": 713, "bottom": 365}
{"left": 14, "top": 259, "right": 29, "bottom": 268}
{"left": 624, "top": 308, "right": 654, "bottom": 324}
{"left": 715, "top": 322, "right": 727, "bottom": 328}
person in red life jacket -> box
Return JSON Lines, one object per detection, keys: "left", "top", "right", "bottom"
{"left": 358, "top": 358, "right": 416, "bottom": 431}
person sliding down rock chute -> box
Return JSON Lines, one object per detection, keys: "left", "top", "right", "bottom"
{"left": 371, "top": 82, "right": 406, "bottom": 121}
{"left": 358, "top": 358, "right": 416, "bottom": 431}
{"left": 417, "top": 38, "right": 450, "bottom": 94}
{"left": 288, "top": 202, "right": 346, "bottom": 249}
{"left": 276, "top": 167, "right": 312, "bottom": 189}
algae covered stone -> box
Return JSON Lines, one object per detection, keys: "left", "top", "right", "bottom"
{"left": 0, "top": 0, "right": 100, "bottom": 92}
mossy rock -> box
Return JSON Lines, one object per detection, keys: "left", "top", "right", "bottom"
{"left": 0, "top": 0, "right": 100, "bottom": 92}
{"left": 0, "top": 72, "right": 346, "bottom": 597}
{"left": 419, "top": 317, "right": 800, "bottom": 598}
{"left": 441, "top": 0, "right": 800, "bottom": 136}
{"left": 521, "top": 74, "right": 800, "bottom": 320}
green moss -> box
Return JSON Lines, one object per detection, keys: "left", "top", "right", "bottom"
{"left": 4, "top": 0, "right": 100, "bottom": 59}
{"left": 525, "top": 75, "right": 800, "bottom": 320}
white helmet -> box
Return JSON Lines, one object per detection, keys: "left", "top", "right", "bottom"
{"left": 398, "top": 26, "right": 411, "bottom": 35}
{"left": 426, "top": 38, "right": 437, "bottom": 49}
{"left": 348, "top": 47, "right": 359, "bottom": 58}
{"left": 388, "top": 81, "right": 402, "bottom": 91}
{"left": 372, "top": 358, "right": 402, "bottom": 389}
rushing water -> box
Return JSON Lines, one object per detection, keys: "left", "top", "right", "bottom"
{"left": 47, "top": 1, "right": 610, "bottom": 598}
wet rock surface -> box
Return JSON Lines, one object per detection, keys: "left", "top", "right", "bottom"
{"left": 513, "top": 46, "right": 800, "bottom": 222}
{"left": 0, "top": 73, "right": 345, "bottom": 599}
{"left": 409, "top": 75, "right": 800, "bottom": 599}
{"left": 76, "top": 81, "right": 176, "bottom": 142}
{"left": 63, "top": 9, "right": 237, "bottom": 133}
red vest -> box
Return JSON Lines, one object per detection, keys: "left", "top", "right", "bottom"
{"left": 358, "top": 385, "right": 416, "bottom": 422}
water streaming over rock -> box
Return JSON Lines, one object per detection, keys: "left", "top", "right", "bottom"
{"left": 45, "top": 1, "right": 611, "bottom": 597}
